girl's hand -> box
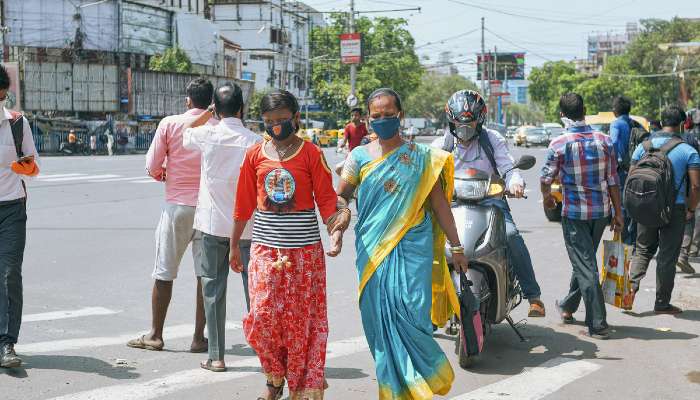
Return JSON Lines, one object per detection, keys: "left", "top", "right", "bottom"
{"left": 452, "top": 253, "right": 469, "bottom": 273}
{"left": 229, "top": 244, "right": 243, "bottom": 272}
{"left": 326, "top": 230, "right": 343, "bottom": 257}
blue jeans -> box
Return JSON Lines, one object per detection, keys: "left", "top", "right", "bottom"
{"left": 482, "top": 199, "right": 542, "bottom": 299}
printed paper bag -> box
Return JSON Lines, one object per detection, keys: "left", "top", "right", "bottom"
{"left": 601, "top": 235, "right": 634, "bottom": 310}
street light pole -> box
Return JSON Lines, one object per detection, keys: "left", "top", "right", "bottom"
{"left": 480, "top": 17, "right": 485, "bottom": 98}
{"left": 349, "top": 0, "right": 356, "bottom": 97}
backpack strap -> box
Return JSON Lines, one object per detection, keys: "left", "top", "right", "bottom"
{"left": 658, "top": 136, "right": 684, "bottom": 156}
{"left": 8, "top": 111, "right": 24, "bottom": 158}
{"left": 477, "top": 130, "right": 500, "bottom": 178}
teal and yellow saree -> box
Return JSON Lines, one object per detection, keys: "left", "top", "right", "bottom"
{"left": 341, "top": 142, "right": 459, "bottom": 399}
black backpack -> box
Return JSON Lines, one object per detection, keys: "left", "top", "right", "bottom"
{"left": 620, "top": 119, "right": 649, "bottom": 172}
{"left": 623, "top": 137, "right": 683, "bottom": 227}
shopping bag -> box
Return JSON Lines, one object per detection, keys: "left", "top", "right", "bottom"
{"left": 458, "top": 272, "right": 484, "bottom": 356}
{"left": 601, "top": 233, "right": 635, "bottom": 310}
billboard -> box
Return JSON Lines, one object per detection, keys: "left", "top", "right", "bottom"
{"left": 340, "top": 33, "right": 362, "bottom": 64}
{"left": 477, "top": 52, "right": 525, "bottom": 81}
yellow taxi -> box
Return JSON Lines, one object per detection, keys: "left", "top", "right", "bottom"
{"left": 585, "top": 112, "right": 650, "bottom": 134}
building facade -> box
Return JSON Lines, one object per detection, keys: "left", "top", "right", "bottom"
{"left": 209, "top": 0, "right": 324, "bottom": 98}
{"left": 587, "top": 23, "right": 638, "bottom": 67}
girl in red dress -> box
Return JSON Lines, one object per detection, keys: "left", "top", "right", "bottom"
{"left": 229, "top": 90, "right": 348, "bottom": 400}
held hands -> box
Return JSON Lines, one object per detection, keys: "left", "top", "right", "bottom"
{"left": 229, "top": 244, "right": 243, "bottom": 273}
{"left": 326, "top": 230, "right": 343, "bottom": 257}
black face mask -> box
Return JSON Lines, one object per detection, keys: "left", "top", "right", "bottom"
{"left": 265, "top": 119, "right": 296, "bottom": 141}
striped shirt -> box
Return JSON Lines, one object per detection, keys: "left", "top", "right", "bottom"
{"left": 541, "top": 126, "right": 620, "bottom": 220}
{"left": 252, "top": 210, "right": 321, "bottom": 248}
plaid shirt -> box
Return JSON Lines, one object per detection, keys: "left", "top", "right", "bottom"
{"left": 541, "top": 126, "right": 620, "bottom": 220}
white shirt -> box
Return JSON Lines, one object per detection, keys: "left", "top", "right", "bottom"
{"left": 0, "top": 108, "right": 40, "bottom": 202}
{"left": 183, "top": 118, "right": 262, "bottom": 239}
{"left": 431, "top": 128, "right": 524, "bottom": 191}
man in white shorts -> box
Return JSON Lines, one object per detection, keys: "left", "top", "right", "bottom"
{"left": 127, "top": 78, "right": 215, "bottom": 352}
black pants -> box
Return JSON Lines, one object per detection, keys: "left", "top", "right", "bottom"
{"left": 631, "top": 205, "right": 686, "bottom": 308}
{"left": 559, "top": 217, "right": 609, "bottom": 333}
{"left": 0, "top": 200, "right": 27, "bottom": 345}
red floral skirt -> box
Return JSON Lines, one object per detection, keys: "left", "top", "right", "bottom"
{"left": 244, "top": 242, "right": 328, "bottom": 399}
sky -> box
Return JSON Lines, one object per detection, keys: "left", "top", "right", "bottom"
{"left": 302, "top": 0, "right": 700, "bottom": 80}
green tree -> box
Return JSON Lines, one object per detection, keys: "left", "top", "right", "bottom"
{"left": 247, "top": 88, "right": 272, "bottom": 122}
{"left": 404, "top": 72, "right": 478, "bottom": 125}
{"left": 506, "top": 103, "right": 545, "bottom": 126}
{"left": 310, "top": 15, "right": 423, "bottom": 121}
{"left": 149, "top": 47, "right": 192, "bottom": 74}
{"left": 528, "top": 61, "right": 585, "bottom": 121}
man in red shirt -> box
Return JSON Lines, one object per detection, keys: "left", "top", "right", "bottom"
{"left": 344, "top": 108, "right": 368, "bottom": 151}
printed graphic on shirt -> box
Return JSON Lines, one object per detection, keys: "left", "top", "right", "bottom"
{"left": 264, "top": 168, "right": 296, "bottom": 211}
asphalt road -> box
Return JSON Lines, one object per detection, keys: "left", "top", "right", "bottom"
{"left": 1, "top": 138, "right": 699, "bottom": 400}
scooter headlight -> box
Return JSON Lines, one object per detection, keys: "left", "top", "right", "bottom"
{"left": 454, "top": 179, "right": 489, "bottom": 201}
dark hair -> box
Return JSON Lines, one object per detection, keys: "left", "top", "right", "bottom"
{"left": 260, "top": 90, "right": 299, "bottom": 115}
{"left": 186, "top": 77, "right": 214, "bottom": 109}
{"left": 612, "top": 96, "right": 632, "bottom": 116}
{"left": 660, "top": 104, "right": 686, "bottom": 128}
{"left": 559, "top": 93, "right": 585, "bottom": 120}
{"left": 649, "top": 119, "right": 662, "bottom": 130}
{"left": 350, "top": 107, "right": 362, "bottom": 115}
{"left": 0, "top": 64, "right": 10, "bottom": 90}
{"left": 366, "top": 88, "right": 403, "bottom": 112}
{"left": 214, "top": 82, "right": 243, "bottom": 118}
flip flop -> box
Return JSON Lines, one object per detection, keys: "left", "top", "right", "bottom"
{"left": 126, "top": 335, "right": 163, "bottom": 351}
{"left": 555, "top": 300, "right": 575, "bottom": 324}
{"left": 528, "top": 300, "right": 546, "bottom": 317}
{"left": 190, "top": 338, "right": 209, "bottom": 353}
{"left": 200, "top": 359, "right": 226, "bottom": 372}
{"left": 257, "top": 379, "right": 285, "bottom": 400}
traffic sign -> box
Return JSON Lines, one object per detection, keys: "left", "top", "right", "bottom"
{"left": 340, "top": 33, "right": 362, "bottom": 64}
{"left": 346, "top": 94, "right": 358, "bottom": 108}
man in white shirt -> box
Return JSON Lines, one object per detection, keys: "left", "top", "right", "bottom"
{"left": 0, "top": 64, "right": 40, "bottom": 368}
{"left": 184, "top": 82, "right": 262, "bottom": 371}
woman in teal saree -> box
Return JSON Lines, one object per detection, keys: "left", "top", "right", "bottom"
{"left": 336, "top": 88, "right": 468, "bottom": 399}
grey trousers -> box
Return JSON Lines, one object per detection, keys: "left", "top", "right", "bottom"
{"left": 631, "top": 205, "right": 685, "bottom": 308}
{"left": 196, "top": 233, "right": 251, "bottom": 361}
{"left": 559, "top": 217, "right": 609, "bottom": 333}
{"left": 0, "top": 201, "right": 27, "bottom": 345}
{"left": 678, "top": 209, "right": 700, "bottom": 263}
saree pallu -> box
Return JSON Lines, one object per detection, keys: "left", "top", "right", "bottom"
{"left": 342, "top": 142, "right": 459, "bottom": 399}
{"left": 243, "top": 242, "right": 328, "bottom": 400}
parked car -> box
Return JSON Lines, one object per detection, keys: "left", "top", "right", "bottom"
{"left": 514, "top": 126, "right": 535, "bottom": 146}
{"left": 542, "top": 123, "right": 565, "bottom": 140}
{"left": 524, "top": 127, "right": 549, "bottom": 147}
{"left": 506, "top": 126, "right": 519, "bottom": 138}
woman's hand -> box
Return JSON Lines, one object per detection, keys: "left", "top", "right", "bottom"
{"left": 229, "top": 243, "right": 243, "bottom": 273}
{"left": 452, "top": 253, "right": 469, "bottom": 273}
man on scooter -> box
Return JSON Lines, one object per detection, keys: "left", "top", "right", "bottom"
{"left": 432, "top": 89, "right": 545, "bottom": 317}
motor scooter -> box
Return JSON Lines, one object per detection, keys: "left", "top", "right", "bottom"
{"left": 444, "top": 155, "right": 536, "bottom": 368}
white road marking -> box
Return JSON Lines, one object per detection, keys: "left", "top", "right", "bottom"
{"left": 88, "top": 176, "right": 146, "bottom": 183}
{"left": 131, "top": 179, "right": 158, "bottom": 184}
{"left": 36, "top": 173, "right": 85, "bottom": 179}
{"left": 23, "top": 307, "right": 120, "bottom": 322}
{"left": 41, "top": 174, "right": 121, "bottom": 182}
{"left": 19, "top": 322, "right": 241, "bottom": 354}
{"left": 47, "top": 336, "right": 369, "bottom": 400}
{"left": 450, "top": 357, "right": 601, "bottom": 400}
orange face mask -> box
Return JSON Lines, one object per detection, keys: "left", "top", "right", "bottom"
{"left": 11, "top": 159, "right": 39, "bottom": 177}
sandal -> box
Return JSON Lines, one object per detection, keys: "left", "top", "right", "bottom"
{"left": 555, "top": 300, "right": 575, "bottom": 324}
{"left": 257, "top": 379, "right": 285, "bottom": 400}
{"left": 528, "top": 299, "right": 546, "bottom": 317}
{"left": 126, "top": 335, "right": 163, "bottom": 351}
{"left": 200, "top": 359, "right": 226, "bottom": 372}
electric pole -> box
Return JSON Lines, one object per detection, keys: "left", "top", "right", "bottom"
{"left": 480, "top": 17, "right": 485, "bottom": 98}
{"left": 349, "top": 0, "right": 356, "bottom": 97}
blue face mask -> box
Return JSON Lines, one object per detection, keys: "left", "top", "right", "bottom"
{"left": 370, "top": 117, "right": 401, "bottom": 140}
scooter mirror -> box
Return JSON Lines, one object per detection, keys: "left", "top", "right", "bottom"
{"left": 514, "top": 155, "right": 536, "bottom": 171}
